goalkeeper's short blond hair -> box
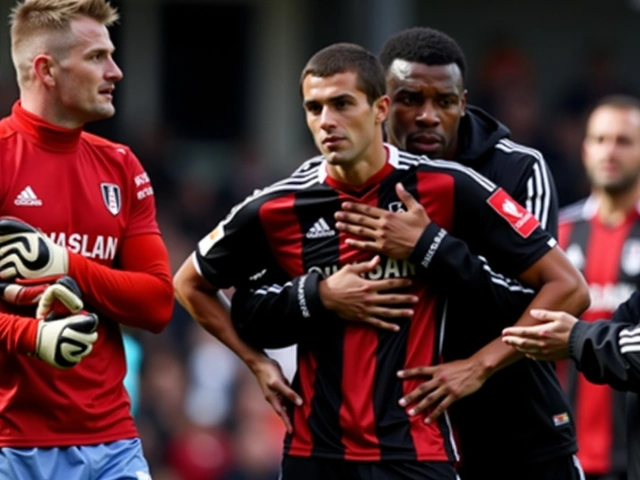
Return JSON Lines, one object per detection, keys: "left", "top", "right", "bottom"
{"left": 9, "top": 0, "right": 119, "bottom": 87}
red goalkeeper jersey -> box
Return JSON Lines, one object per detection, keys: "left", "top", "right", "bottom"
{"left": 0, "top": 101, "right": 164, "bottom": 447}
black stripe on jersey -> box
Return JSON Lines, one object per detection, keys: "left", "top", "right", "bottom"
{"left": 373, "top": 170, "right": 419, "bottom": 460}
{"left": 294, "top": 185, "right": 347, "bottom": 458}
{"left": 400, "top": 171, "right": 467, "bottom": 462}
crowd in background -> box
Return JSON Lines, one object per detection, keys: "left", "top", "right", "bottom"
{"left": 0, "top": 35, "right": 636, "bottom": 480}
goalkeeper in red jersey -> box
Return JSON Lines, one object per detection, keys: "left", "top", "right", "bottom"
{"left": 0, "top": 0, "right": 174, "bottom": 478}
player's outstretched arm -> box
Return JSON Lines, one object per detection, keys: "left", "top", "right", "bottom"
{"left": 503, "top": 292, "right": 640, "bottom": 392}
{"left": 173, "top": 255, "right": 303, "bottom": 433}
{"left": 231, "top": 256, "right": 417, "bottom": 349}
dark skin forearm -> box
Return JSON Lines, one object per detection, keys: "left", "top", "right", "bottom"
{"left": 470, "top": 248, "right": 590, "bottom": 375}
{"left": 397, "top": 247, "right": 590, "bottom": 423}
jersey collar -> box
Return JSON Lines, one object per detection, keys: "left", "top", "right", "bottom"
{"left": 319, "top": 143, "right": 399, "bottom": 191}
{"left": 10, "top": 101, "right": 83, "bottom": 153}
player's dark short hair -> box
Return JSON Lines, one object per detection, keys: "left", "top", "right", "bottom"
{"left": 593, "top": 94, "right": 640, "bottom": 114}
{"left": 300, "top": 42, "right": 386, "bottom": 105}
{"left": 379, "top": 27, "right": 467, "bottom": 83}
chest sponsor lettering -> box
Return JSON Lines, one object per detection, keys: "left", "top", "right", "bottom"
{"left": 320, "top": 257, "right": 415, "bottom": 279}
{"left": 48, "top": 232, "right": 118, "bottom": 260}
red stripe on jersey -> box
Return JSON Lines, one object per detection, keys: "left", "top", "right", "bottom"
{"left": 290, "top": 350, "right": 317, "bottom": 456}
{"left": 415, "top": 172, "right": 455, "bottom": 231}
{"left": 410, "top": 171, "right": 455, "bottom": 458}
{"left": 404, "top": 284, "right": 450, "bottom": 459}
{"left": 259, "top": 194, "right": 304, "bottom": 276}
{"left": 338, "top": 191, "right": 381, "bottom": 460}
{"left": 558, "top": 221, "right": 574, "bottom": 250}
{"left": 575, "top": 216, "right": 633, "bottom": 474}
{"left": 341, "top": 324, "right": 380, "bottom": 460}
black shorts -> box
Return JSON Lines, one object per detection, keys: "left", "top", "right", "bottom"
{"left": 281, "top": 456, "right": 458, "bottom": 480}
{"left": 458, "top": 454, "right": 585, "bottom": 480}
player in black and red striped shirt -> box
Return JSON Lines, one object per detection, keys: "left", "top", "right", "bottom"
{"left": 232, "top": 28, "right": 590, "bottom": 480}
{"left": 174, "top": 42, "right": 589, "bottom": 480}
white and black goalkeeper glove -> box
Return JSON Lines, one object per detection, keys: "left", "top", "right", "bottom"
{"left": 35, "top": 313, "right": 99, "bottom": 369}
{"left": 32, "top": 276, "right": 98, "bottom": 369}
{"left": 0, "top": 217, "right": 68, "bottom": 280}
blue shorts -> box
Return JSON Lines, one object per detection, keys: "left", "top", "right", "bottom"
{"left": 0, "top": 438, "right": 151, "bottom": 480}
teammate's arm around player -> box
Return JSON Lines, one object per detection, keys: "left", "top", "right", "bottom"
{"left": 335, "top": 181, "right": 589, "bottom": 423}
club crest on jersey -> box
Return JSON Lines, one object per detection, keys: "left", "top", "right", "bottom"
{"left": 388, "top": 201, "right": 406, "bottom": 213}
{"left": 101, "top": 183, "right": 122, "bottom": 216}
{"left": 622, "top": 239, "right": 640, "bottom": 276}
{"left": 487, "top": 188, "right": 539, "bottom": 238}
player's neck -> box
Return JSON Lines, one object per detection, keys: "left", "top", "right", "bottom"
{"left": 596, "top": 184, "right": 640, "bottom": 226}
{"left": 21, "top": 93, "right": 84, "bottom": 130}
{"left": 328, "top": 141, "right": 388, "bottom": 187}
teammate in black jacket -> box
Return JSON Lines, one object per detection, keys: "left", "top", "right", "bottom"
{"left": 229, "top": 28, "right": 589, "bottom": 480}
{"left": 503, "top": 292, "right": 640, "bottom": 480}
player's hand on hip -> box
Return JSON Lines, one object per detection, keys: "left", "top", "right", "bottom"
{"left": 34, "top": 312, "right": 99, "bottom": 369}
{"left": 318, "top": 256, "right": 417, "bottom": 332}
{"left": 335, "top": 183, "right": 430, "bottom": 260}
{"left": 501, "top": 308, "right": 576, "bottom": 361}
{"left": 397, "top": 358, "right": 488, "bottom": 424}
{"left": 251, "top": 355, "right": 303, "bottom": 434}
{"left": 0, "top": 217, "right": 68, "bottom": 280}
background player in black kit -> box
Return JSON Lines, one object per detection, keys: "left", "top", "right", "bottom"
{"left": 174, "top": 42, "right": 589, "bottom": 480}
{"left": 506, "top": 94, "right": 640, "bottom": 480}
{"left": 230, "top": 27, "right": 588, "bottom": 480}
{"left": 503, "top": 295, "right": 640, "bottom": 480}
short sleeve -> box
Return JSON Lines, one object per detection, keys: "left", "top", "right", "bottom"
{"left": 194, "top": 196, "right": 271, "bottom": 289}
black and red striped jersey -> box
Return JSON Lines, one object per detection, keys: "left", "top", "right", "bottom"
{"left": 195, "top": 144, "right": 555, "bottom": 461}
{"left": 558, "top": 196, "right": 640, "bottom": 475}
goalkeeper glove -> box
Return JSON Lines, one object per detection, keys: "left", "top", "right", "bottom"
{"left": 36, "top": 275, "right": 84, "bottom": 320}
{"left": 0, "top": 275, "right": 81, "bottom": 316}
{"left": 32, "top": 276, "right": 97, "bottom": 369}
{"left": 35, "top": 313, "right": 99, "bottom": 369}
{"left": 0, "top": 217, "right": 68, "bottom": 280}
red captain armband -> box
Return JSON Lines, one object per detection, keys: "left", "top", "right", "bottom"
{"left": 486, "top": 188, "right": 539, "bottom": 238}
